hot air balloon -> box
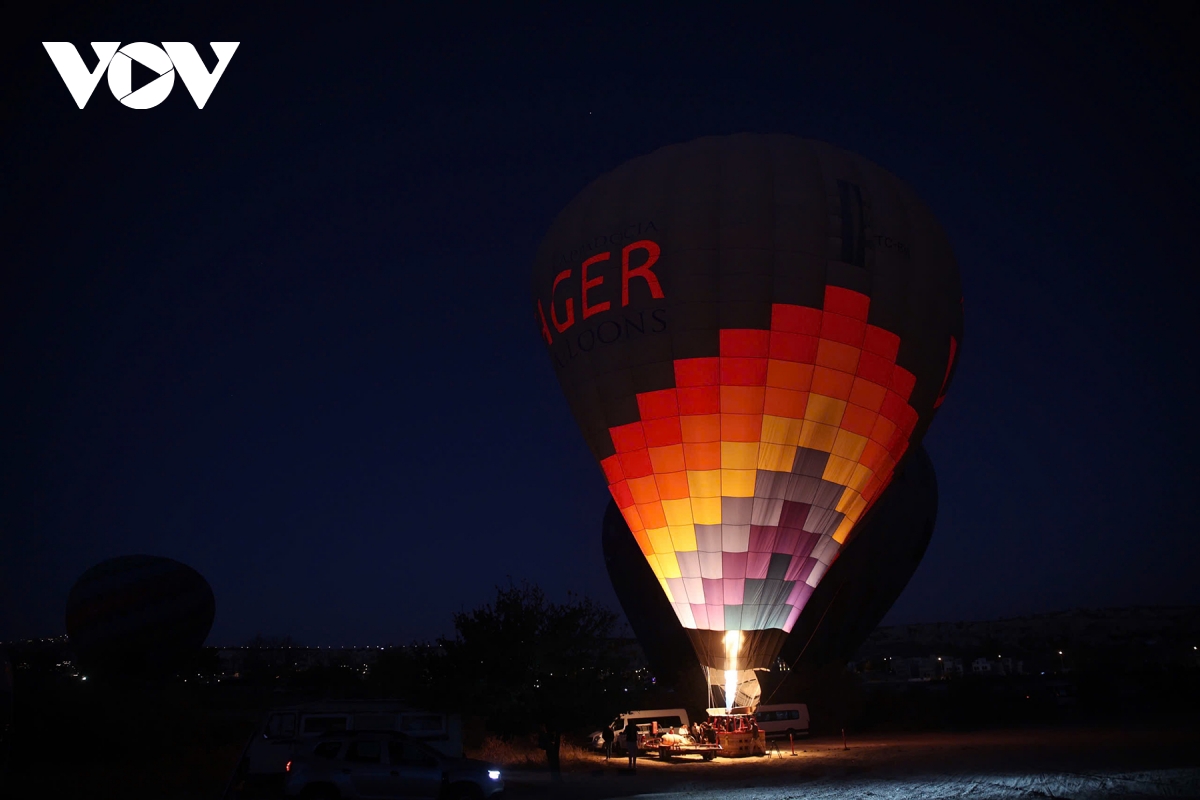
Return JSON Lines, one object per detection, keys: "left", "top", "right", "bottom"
{"left": 65, "top": 555, "right": 215, "bottom": 682}
{"left": 604, "top": 442, "right": 938, "bottom": 704}
{"left": 533, "top": 134, "right": 962, "bottom": 710}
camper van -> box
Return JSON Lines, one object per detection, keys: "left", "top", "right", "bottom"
{"left": 232, "top": 700, "right": 461, "bottom": 795}
{"left": 752, "top": 703, "right": 809, "bottom": 737}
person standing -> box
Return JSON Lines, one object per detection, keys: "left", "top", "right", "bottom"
{"left": 538, "top": 724, "right": 562, "bottom": 780}
{"left": 624, "top": 722, "right": 639, "bottom": 770}
{"left": 602, "top": 723, "right": 615, "bottom": 761}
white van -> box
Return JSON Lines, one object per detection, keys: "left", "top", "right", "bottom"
{"left": 752, "top": 703, "right": 809, "bottom": 737}
{"left": 232, "top": 701, "right": 461, "bottom": 795}
{"left": 597, "top": 708, "right": 690, "bottom": 752}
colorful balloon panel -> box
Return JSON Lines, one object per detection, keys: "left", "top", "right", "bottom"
{"left": 601, "top": 442, "right": 939, "bottom": 686}
{"left": 533, "top": 134, "right": 962, "bottom": 670}
{"left": 599, "top": 284, "right": 920, "bottom": 637}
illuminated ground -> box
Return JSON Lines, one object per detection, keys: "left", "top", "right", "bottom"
{"left": 503, "top": 725, "right": 1200, "bottom": 799}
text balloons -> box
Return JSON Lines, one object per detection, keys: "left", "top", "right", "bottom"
{"left": 534, "top": 135, "right": 962, "bottom": 692}
{"left": 65, "top": 555, "right": 215, "bottom": 682}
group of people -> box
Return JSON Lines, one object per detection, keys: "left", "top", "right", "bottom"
{"left": 687, "top": 720, "right": 718, "bottom": 743}
{"left": 600, "top": 720, "right": 645, "bottom": 769}
{"left": 710, "top": 715, "right": 760, "bottom": 735}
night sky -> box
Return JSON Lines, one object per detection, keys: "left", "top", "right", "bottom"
{"left": 2, "top": 3, "right": 1197, "bottom": 647}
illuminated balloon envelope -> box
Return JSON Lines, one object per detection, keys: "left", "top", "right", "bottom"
{"left": 535, "top": 135, "right": 962, "bottom": 708}
{"left": 65, "top": 555, "right": 216, "bottom": 682}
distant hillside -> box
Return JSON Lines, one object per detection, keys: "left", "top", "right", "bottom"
{"left": 856, "top": 606, "right": 1200, "bottom": 661}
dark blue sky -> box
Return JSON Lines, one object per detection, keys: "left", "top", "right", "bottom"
{"left": 2, "top": 3, "right": 1197, "bottom": 646}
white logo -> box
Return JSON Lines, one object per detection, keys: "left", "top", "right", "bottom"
{"left": 42, "top": 42, "right": 239, "bottom": 109}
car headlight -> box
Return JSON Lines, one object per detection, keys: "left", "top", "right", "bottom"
{"left": 488, "top": 769, "right": 501, "bottom": 781}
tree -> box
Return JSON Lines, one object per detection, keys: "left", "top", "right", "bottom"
{"left": 369, "top": 644, "right": 446, "bottom": 706}
{"left": 438, "top": 581, "right": 625, "bottom": 736}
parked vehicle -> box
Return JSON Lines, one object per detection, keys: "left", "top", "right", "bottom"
{"left": 230, "top": 700, "right": 461, "bottom": 797}
{"left": 752, "top": 703, "right": 809, "bottom": 737}
{"left": 647, "top": 727, "right": 721, "bottom": 762}
{"left": 284, "top": 730, "right": 502, "bottom": 799}
{"left": 589, "top": 708, "right": 691, "bottom": 753}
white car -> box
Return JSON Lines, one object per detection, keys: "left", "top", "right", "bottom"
{"left": 284, "top": 731, "right": 502, "bottom": 800}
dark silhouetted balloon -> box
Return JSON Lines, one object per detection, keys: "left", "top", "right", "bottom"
{"left": 535, "top": 134, "right": 962, "bottom": 684}
{"left": 65, "top": 555, "right": 215, "bottom": 681}
{"left": 604, "top": 443, "right": 937, "bottom": 692}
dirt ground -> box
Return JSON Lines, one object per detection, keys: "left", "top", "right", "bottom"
{"left": 3, "top": 719, "right": 1197, "bottom": 798}
{"left": 500, "top": 724, "right": 1200, "bottom": 799}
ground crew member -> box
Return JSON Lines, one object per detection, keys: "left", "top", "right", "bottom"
{"left": 624, "top": 722, "right": 639, "bottom": 770}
